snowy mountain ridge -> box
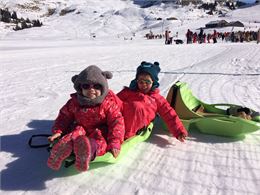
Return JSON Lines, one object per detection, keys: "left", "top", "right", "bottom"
{"left": 1, "top": 1, "right": 260, "bottom": 195}
{"left": 1, "top": 0, "right": 258, "bottom": 40}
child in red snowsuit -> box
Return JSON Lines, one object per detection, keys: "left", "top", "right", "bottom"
{"left": 117, "top": 61, "right": 188, "bottom": 141}
{"left": 47, "top": 65, "right": 125, "bottom": 172}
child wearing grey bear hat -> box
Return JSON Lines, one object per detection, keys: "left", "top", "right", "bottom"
{"left": 47, "top": 65, "right": 125, "bottom": 172}
{"left": 117, "top": 61, "right": 188, "bottom": 141}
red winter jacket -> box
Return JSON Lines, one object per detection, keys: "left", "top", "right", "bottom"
{"left": 52, "top": 90, "right": 125, "bottom": 151}
{"left": 117, "top": 88, "right": 187, "bottom": 139}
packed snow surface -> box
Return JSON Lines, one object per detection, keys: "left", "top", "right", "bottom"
{"left": 1, "top": 1, "right": 260, "bottom": 195}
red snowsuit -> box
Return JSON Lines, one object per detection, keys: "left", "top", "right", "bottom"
{"left": 117, "top": 88, "right": 188, "bottom": 139}
{"left": 52, "top": 90, "right": 125, "bottom": 156}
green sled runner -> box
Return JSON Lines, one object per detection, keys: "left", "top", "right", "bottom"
{"left": 165, "top": 81, "right": 260, "bottom": 137}
{"left": 58, "top": 122, "right": 154, "bottom": 168}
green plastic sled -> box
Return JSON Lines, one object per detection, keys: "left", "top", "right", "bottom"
{"left": 165, "top": 81, "right": 260, "bottom": 137}
{"left": 63, "top": 122, "right": 154, "bottom": 167}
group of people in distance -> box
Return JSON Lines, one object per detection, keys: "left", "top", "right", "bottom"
{"left": 186, "top": 28, "right": 260, "bottom": 44}
{"left": 47, "top": 61, "right": 188, "bottom": 172}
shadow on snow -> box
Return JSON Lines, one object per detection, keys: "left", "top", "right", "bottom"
{"left": 1, "top": 117, "right": 244, "bottom": 191}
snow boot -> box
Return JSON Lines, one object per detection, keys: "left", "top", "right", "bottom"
{"left": 47, "top": 134, "right": 73, "bottom": 170}
{"left": 74, "top": 135, "right": 92, "bottom": 172}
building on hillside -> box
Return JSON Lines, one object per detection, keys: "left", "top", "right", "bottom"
{"left": 180, "top": 0, "right": 202, "bottom": 6}
{"left": 205, "top": 20, "right": 244, "bottom": 29}
{"left": 228, "top": 21, "right": 244, "bottom": 27}
{"left": 205, "top": 20, "right": 228, "bottom": 28}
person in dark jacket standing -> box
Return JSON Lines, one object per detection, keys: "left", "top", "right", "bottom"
{"left": 213, "top": 30, "right": 217, "bottom": 43}
{"left": 186, "top": 29, "right": 193, "bottom": 44}
{"left": 257, "top": 28, "right": 260, "bottom": 44}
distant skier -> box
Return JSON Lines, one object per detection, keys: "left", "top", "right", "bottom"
{"left": 198, "top": 28, "right": 204, "bottom": 44}
{"left": 193, "top": 32, "right": 197, "bottom": 43}
{"left": 186, "top": 29, "right": 193, "bottom": 44}
{"left": 212, "top": 30, "right": 217, "bottom": 43}
{"left": 257, "top": 28, "right": 260, "bottom": 44}
{"left": 165, "top": 30, "right": 172, "bottom": 44}
{"left": 207, "top": 33, "right": 211, "bottom": 43}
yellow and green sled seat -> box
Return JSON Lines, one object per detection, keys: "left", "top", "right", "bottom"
{"left": 165, "top": 81, "right": 260, "bottom": 137}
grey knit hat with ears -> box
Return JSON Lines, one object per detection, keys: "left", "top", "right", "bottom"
{"left": 71, "top": 65, "right": 113, "bottom": 106}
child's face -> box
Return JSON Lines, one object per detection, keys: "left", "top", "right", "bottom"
{"left": 137, "top": 74, "right": 153, "bottom": 94}
{"left": 81, "top": 84, "right": 102, "bottom": 99}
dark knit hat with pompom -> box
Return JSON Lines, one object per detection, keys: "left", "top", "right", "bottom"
{"left": 129, "top": 61, "right": 161, "bottom": 90}
{"left": 71, "top": 65, "right": 112, "bottom": 106}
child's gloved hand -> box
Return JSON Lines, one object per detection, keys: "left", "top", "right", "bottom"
{"left": 177, "top": 133, "right": 187, "bottom": 142}
{"left": 48, "top": 133, "right": 61, "bottom": 142}
{"left": 111, "top": 148, "right": 120, "bottom": 158}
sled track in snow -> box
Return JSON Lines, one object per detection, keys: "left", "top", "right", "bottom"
{"left": 181, "top": 44, "right": 260, "bottom": 111}
{"left": 111, "top": 70, "right": 260, "bottom": 76}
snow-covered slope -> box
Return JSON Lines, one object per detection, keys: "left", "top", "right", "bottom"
{"left": 1, "top": 1, "right": 260, "bottom": 195}
{"left": 1, "top": 0, "right": 259, "bottom": 40}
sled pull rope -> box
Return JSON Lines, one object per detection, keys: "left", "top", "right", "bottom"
{"left": 28, "top": 134, "right": 51, "bottom": 148}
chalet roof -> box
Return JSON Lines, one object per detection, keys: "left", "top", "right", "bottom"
{"left": 206, "top": 20, "right": 228, "bottom": 25}
{"left": 228, "top": 21, "right": 244, "bottom": 27}
{"left": 205, "top": 20, "right": 244, "bottom": 28}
